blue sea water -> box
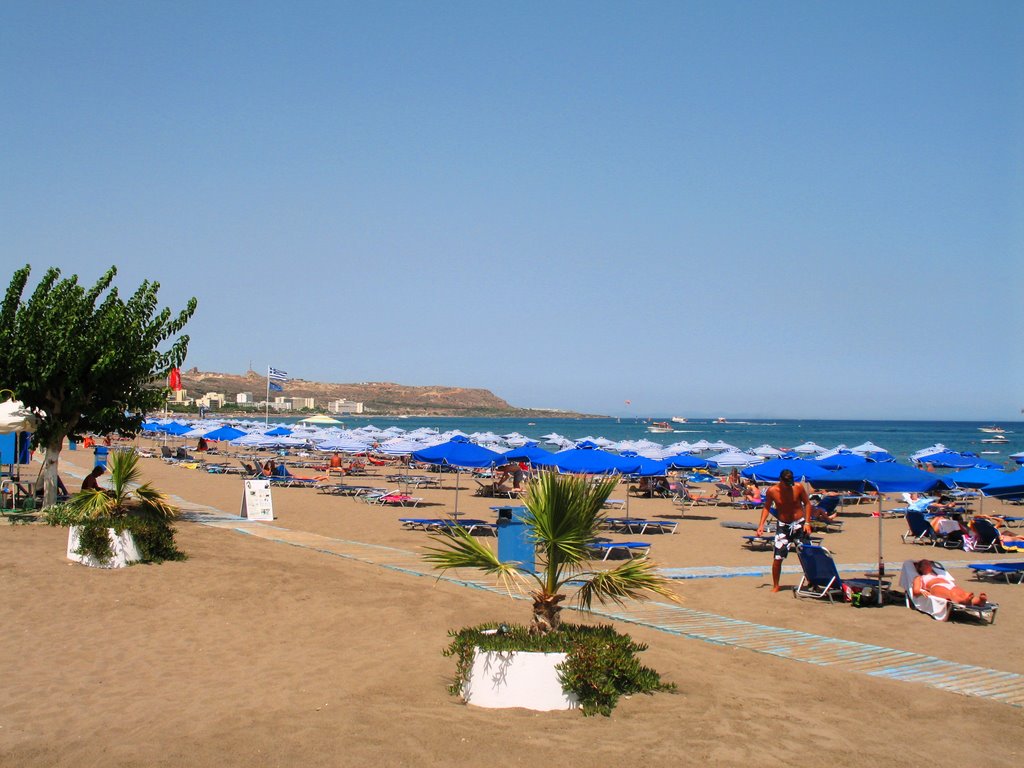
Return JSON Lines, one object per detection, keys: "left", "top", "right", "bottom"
{"left": 270, "top": 415, "right": 1023, "bottom": 468}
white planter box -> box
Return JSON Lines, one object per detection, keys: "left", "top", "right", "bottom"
{"left": 462, "top": 649, "right": 579, "bottom": 711}
{"left": 67, "top": 526, "right": 141, "bottom": 569}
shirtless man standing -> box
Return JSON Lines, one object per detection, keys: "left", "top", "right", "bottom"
{"left": 757, "top": 468, "right": 814, "bottom": 593}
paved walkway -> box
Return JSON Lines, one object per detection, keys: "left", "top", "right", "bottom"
{"left": 163, "top": 493, "right": 1024, "bottom": 709}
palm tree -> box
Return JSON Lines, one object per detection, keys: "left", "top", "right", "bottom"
{"left": 66, "top": 448, "right": 177, "bottom": 524}
{"left": 423, "top": 471, "right": 678, "bottom": 634}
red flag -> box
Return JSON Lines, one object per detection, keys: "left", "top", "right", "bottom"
{"left": 169, "top": 368, "right": 182, "bottom": 391}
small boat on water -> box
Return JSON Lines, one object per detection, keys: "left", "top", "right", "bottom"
{"left": 647, "top": 421, "right": 673, "bottom": 433}
{"left": 981, "top": 434, "right": 1009, "bottom": 444}
{"left": 979, "top": 426, "right": 1005, "bottom": 433}
{"left": 671, "top": 416, "right": 688, "bottom": 424}
{"left": 713, "top": 417, "right": 727, "bottom": 424}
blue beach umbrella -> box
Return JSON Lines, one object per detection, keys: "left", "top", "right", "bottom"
{"left": 741, "top": 458, "right": 832, "bottom": 483}
{"left": 662, "top": 453, "right": 718, "bottom": 470}
{"left": 265, "top": 426, "right": 293, "bottom": 437}
{"left": 980, "top": 468, "right": 1024, "bottom": 499}
{"left": 945, "top": 466, "right": 1008, "bottom": 489}
{"left": 411, "top": 437, "right": 504, "bottom": 516}
{"left": 813, "top": 462, "right": 952, "bottom": 599}
{"left": 500, "top": 443, "right": 552, "bottom": 463}
{"left": 203, "top": 425, "right": 246, "bottom": 442}
{"left": 531, "top": 446, "right": 641, "bottom": 475}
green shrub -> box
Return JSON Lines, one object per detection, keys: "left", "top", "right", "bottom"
{"left": 443, "top": 623, "right": 674, "bottom": 716}
{"left": 68, "top": 514, "right": 187, "bottom": 565}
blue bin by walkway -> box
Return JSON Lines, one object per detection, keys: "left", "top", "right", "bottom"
{"left": 495, "top": 506, "right": 535, "bottom": 572}
{"left": 93, "top": 446, "right": 109, "bottom": 468}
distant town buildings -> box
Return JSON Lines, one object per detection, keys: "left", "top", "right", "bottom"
{"left": 328, "top": 398, "right": 364, "bottom": 415}
{"left": 236, "top": 392, "right": 253, "bottom": 404}
{"left": 195, "top": 392, "right": 226, "bottom": 409}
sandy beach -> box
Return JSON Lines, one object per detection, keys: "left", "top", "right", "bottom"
{"left": 2, "top": 442, "right": 1023, "bottom": 768}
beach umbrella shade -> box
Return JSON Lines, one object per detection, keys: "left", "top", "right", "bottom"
{"left": 813, "top": 452, "right": 868, "bottom": 470}
{"left": 750, "top": 444, "right": 785, "bottom": 458}
{"left": 0, "top": 399, "right": 38, "bottom": 433}
{"left": 707, "top": 450, "right": 762, "bottom": 467}
{"left": 980, "top": 468, "right": 1024, "bottom": 499}
{"left": 411, "top": 437, "right": 504, "bottom": 515}
{"left": 849, "top": 441, "right": 888, "bottom": 456}
{"left": 913, "top": 450, "right": 1000, "bottom": 470}
{"left": 812, "top": 462, "right": 952, "bottom": 603}
{"left": 662, "top": 453, "right": 718, "bottom": 470}
{"left": 740, "top": 458, "right": 832, "bottom": 483}
{"left": 202, "top": 425, "right": 247, "bottom": 442}
{"left": 298, "top": 414, "right": 344, "bottom": 425}
{"left": 500, "top": 444, "right": 552, "bottom": 462}
{"left": 265, "top": 426, "right": 293, "bottom": 437}
{"left": 531, "top": 446, "right": 642, "bottom": 475}
{"left": 792, "top": 441, "right": 827, "bottom": 454}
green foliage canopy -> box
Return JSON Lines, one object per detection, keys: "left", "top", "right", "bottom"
{"left": 0, "top": 265, "right": 197, "bottom": 446}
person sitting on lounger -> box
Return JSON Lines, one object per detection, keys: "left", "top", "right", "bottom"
{"left": 262, "top": 460, "right": 277, "bottom": 477}
{"left": 328, "top": 452, "right": 345, "bottom": 472}
{"left": 912, "top": 559, "right": 987, "bottom": 606}
{"left": 743, "top": 480, "right": 762, "bottom": 504}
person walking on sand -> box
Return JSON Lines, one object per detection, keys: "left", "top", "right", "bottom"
{"left": 757, "top": 468, "right": 814, "bottom": 593}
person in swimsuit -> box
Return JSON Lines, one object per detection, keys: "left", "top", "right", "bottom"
{"left": 757, "top": 468, "right": 814, "bottom": 593}
{"left": 912, "top": 559, "right": 987, "bottom": 606}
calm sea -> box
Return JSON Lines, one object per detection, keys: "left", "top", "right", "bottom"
{"left": 269, "top": 416, "right": 1023, "bottom": 468}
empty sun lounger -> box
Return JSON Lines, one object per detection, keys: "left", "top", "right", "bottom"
{"left": 588, "top": 541, "right": 651, "bottom": 561}
{"left": 604, "top": 519, "right": 677, "bottom": 535}
{"left": 967, "top": 562, "right": 1024, "bottom": 584}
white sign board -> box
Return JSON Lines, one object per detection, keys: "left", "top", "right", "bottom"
{"left": 240, "top": 479, "right": 274, "bottom": 521}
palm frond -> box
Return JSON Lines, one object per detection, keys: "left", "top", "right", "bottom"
{"left": 422, "top": 527, "right": 534, "bottom": 595}
{"left": 107, "top": 449, "right": 142, "bottom": 496}
{"left": 134, "top": 483, "right": 178, "bottom": 520}
{"left": 523, "top": 472, "right": 618, "bottom": 575}
{"left": 65, "top": 488, "right": 117, "bottom": 521}
{"left": 573, "top": 557, "right": 680, "bottom": 611}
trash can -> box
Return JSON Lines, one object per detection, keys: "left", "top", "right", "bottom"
{"left": 495, "top": 506, "right": 534, "bottom": 572}
{"left": 93, "top": 446, "right": 109, "bottom": 468}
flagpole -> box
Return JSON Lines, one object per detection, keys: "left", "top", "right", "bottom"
{"left": 265, "top": 366, "right": 271, "bottom": 425}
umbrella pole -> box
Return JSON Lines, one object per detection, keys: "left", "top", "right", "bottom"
{"left": 454, "top": 465, "right": 460, "bottom": 517}
{"left": 877, "top": 494, "right": 885, "bottom": 606}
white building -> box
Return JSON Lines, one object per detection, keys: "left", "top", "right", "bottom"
{"left": 290, "top": 397, "right": 316, "bottom": 410}
{"left": 236, "top": 392, "right": 254, "bottom": 404}
{"left": 167, "top": 389, "right": 191, "bottom": 405}
{"left": 195, "top": 392, "right": 226, "bottom": 409}
{"left": 328, "top": 398, "right": 364, "bottom": 415}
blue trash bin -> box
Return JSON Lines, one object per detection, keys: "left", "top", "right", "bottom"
{"left": 93, "top": 446, "right": 109, "bottom": 468}
{"left": 495, "top": 506, "right": 535, "bottom": 572}
{"left": 68, "top": 440, "right": 77, "bottom": 451}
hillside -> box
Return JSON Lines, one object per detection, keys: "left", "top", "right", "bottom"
{"left": 178, "top": 369, "right": 592, "bottom": 417}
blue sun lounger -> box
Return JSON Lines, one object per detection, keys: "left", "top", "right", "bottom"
{"left": 967, "top": 562, "right": 1024, "bottom": 584}
{"left": 794, "top": 544, "right": 890, "bottom": 603}
{"left": 588, "top": 541, "right": 651, "bottom": 560}
{"left": 603, "top": 518, "right": 677, "bottom": 535}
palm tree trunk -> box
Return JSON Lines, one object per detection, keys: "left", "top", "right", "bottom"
{"left": 529, "top": 592, "right": 565, "bottom": 635}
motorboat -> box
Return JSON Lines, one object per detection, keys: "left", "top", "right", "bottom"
{"left": 713, "top": 417, "right": 728, "bottom": 424}
{"left": 980, "top": 434, "right": 1009, "bottom": 444}
{"left": 979, "top": 426, "right": 1005, "bottom": 433}
{"left": 670, "top": 416, "right": 688, "bottom": 424}
{"left": 647, "top": 421, "right": 673, "bottom": 433}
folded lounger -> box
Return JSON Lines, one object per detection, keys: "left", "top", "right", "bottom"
{"left": 898, "top": 559, "right": 998, "bottom": 624}
{"left": 967, "top": 562, "right": 1024, "bottom": 584}
{"left": 588, "top": 541, "right": 651, "bottom": 561}
{"left": 794, "top": 544, "right": 890, "bottom": 603}
{"left": 605, "top": 519, "right": 677, "bottom": 535}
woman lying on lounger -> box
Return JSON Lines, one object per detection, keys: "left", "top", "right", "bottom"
{"left": 912, "top": 559, "right": 987, "bottom": 607}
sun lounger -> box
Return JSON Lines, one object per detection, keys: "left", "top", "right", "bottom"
{"left": 898, "top": 559, "right": 998, "bottom": 624}
{"left": 794, "top": 544, "right": 890, "bottom": 603}
{"left": 967, "top": 562, "right": 1024, "bottom": 584}
{"left": 588, "top": 541, "right": 651, "bottom": 560}
{"left": 379, "top": 493, "right": 423, "bottom": 507}
{"left": 604, "top": 518, "right": 676, "bottom": 535}
{"left": 900, "top": 511, "right": 962, "bottom": 548}
{"left": 602, "top": 498, "right": 626, "bottom": 510}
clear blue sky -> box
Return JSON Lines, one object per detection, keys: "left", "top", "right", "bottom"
{"left": 2, "top": 2, "right": 1021, "bottom": 419}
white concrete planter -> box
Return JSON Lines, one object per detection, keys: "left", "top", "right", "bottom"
{"left": 67, "top": 525, "right": 141, "bottom": 569}
{"left": 462, "top": 648, "right": 579, "bottom": 711}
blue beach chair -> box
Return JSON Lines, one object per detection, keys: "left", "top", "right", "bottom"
{"left": 967, "top": 562, "right": 1024, "bottom": 584}
{"left": 794, "top": 544, "right": 890, "bottom": 603}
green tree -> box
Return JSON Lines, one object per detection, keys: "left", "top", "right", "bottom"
{"left": 0, "top": 265, "right": 197, "bottom": 507}
{"left": 424, "top": 472, "right": 678, "bottom": 634}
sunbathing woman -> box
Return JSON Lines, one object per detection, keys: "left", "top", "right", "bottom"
{"left": 912, "top": 559, "right": 987, "bottom": 606}
{"left": 743, "top": 480, "right": 763, "bottom": 504}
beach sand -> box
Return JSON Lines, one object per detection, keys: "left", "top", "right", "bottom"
{"left": 2, "top": 443, "right": 1023, "bottom": 767}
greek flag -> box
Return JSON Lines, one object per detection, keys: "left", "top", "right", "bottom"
{"left": 268, "top": 366, "right": 289, "bottom": 382}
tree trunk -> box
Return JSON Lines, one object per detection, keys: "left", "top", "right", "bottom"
{"left": 40, "top": 435, "right": 64, "bottom": 508}
{"left": 529, "top": 593, "right": 565, "bottom": 635}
